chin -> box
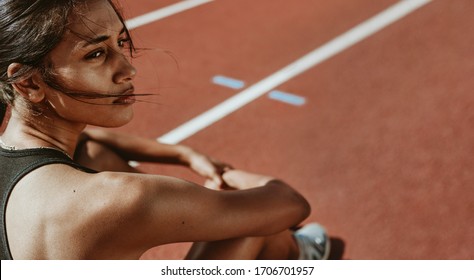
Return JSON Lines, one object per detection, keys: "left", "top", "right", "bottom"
{"left": 95, "top": 109, "right": 134, "bottom": 128}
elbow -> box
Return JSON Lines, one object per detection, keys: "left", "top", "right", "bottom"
{"left": 263, "top": 190, "right": 311, "bottom": 235}
{"left": 301, "top": 196, "right": 311, "bottom": 220}
{"left": 271, "top": 181, "right": 311, "bottom": 226}
{"left": 291, "top": 191, "right": 311, "bottom": 224}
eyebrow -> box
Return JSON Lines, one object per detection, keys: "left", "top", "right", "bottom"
{"left": 81, "top": 27, "right": 126, "bottom": 47}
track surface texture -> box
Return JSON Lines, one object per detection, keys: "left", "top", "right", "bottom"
{"left": 105, "top": 0, "right": 473, "bottom": 259}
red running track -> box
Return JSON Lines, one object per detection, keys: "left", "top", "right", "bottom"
{"left": 113, "top": 0, "right": 474, "bottom": 260}
{"left": 5, "top": 0, "right": 472, "bottom": 259}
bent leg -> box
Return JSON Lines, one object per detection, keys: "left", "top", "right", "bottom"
{"left": 74, "top": 137, "right": 302, "bottom": 260}
{"left": 186, "top": 230, "right": 299, "bottom": 260}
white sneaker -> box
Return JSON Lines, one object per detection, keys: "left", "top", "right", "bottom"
{"left": 293, "top": 223, "right": 330, "bottom": 260}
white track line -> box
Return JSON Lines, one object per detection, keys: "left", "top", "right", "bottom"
{"left": 158, "top": 0, "right": 432, "bottom": 144}
{"left": 125, "top": 0, "right": 214, "bottom": 30}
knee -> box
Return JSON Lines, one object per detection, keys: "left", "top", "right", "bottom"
{"left": 75, "top": 139, "right": 130, "bottom": 172}
{"left": 75, "top": 139, "right": 113, "bottom": 161}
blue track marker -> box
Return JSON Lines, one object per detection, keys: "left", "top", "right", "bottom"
{"left": 212, "top": 75, "right": 245, "bottom": 89}
{"left": 268, "top": 90, "right": 306, "bottom": 106}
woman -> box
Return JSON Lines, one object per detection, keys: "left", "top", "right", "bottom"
{"left": 0, "top": 0, "right": 329, "bottom": 259}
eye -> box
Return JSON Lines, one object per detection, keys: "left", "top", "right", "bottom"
{"left": 118, "top": 38, "right": 131, "bottom": 48}
{"left": 85, "top": 49, "right": 106, "bottom": 60}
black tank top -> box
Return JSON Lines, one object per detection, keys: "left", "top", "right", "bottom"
{"left": 0, "top": 147, "right": 96, "bottom": 260}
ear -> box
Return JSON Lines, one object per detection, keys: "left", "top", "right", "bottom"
{"left": 7, "top": 63, "right": 45, "bottom": 103}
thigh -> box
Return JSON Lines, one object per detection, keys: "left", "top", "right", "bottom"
{"left": 185, "top": 230, "right": 299, "bottom": 260}
{"left": 74, "top": 138, "right": 140, "bottom": 173}
{"left": 185, "top": 237, "right": 265, "bottom": 260}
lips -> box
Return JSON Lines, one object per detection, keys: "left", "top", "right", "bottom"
{"left": 113, "top": 95, "right": 136, "bottom": 104}
{"left": 113, "top": 87, "right": 135, "bottom": 104}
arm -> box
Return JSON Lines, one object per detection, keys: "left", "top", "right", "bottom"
{"left": 68, "top": 169, "right": 310, "bottom": 259}
{"left": 83, "top": 129, "right": 202, "bottom": 164}
{"left": 81, "top": 129, "right": 230, "bottom": 187}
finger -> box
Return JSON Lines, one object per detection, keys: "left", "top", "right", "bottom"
{"left": 211, "top": 160, "right": 234, "bottom": 175}
{"left": 204, "top": 179, "right": 219, "bottom": 190}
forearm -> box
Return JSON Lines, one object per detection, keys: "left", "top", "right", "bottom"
{"left": 219, "top": 169, "right": 312, "bottom": 232}
{"left": 83, "top": 129, "right": 192, "bottom": 164}
{"left": 221, "top": 181, "right": 312, "bottom": 235}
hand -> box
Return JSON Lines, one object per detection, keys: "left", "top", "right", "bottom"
{"left": 221, "top": 169, "right": 275, "bottom": 190}
{"left": 184, "top": 149, "right": 233, "bottom": 190}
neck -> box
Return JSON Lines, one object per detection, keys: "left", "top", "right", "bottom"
{"left": 1, "top": 110, "right": 86, "bottom": 159}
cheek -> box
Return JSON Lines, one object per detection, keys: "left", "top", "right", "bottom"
{"left": 46, "top": 91, "right": 134, "bottom": 127}
{"left": 54, "top": 65, "right": 113, "bottom": 93}
{"left": 43, "top": 63, "right": 133, "bottom": 127}
{"left": 78, "top": 70, "right": 111, "bottom": 89}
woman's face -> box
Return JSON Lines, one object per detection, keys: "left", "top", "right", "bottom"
{"left": 42, "top": 0, "right": 137, "bottom": 127}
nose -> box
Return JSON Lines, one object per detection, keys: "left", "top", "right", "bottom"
{"left": 113, "top": 54, "right": 137, "bottom": 84}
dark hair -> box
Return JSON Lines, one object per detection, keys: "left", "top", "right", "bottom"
{"left": 0, "top": 0, "right": 135, "bottom": 124}
{"left": 0, "top": 103, "right": 5, "bottom": 125}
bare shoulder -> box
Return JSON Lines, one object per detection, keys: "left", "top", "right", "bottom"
{"left": 6, "top": 163, "right": 223, "bottom": 259}
{"left": 6, "top": 164, "right": 164, "bottom": 259}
